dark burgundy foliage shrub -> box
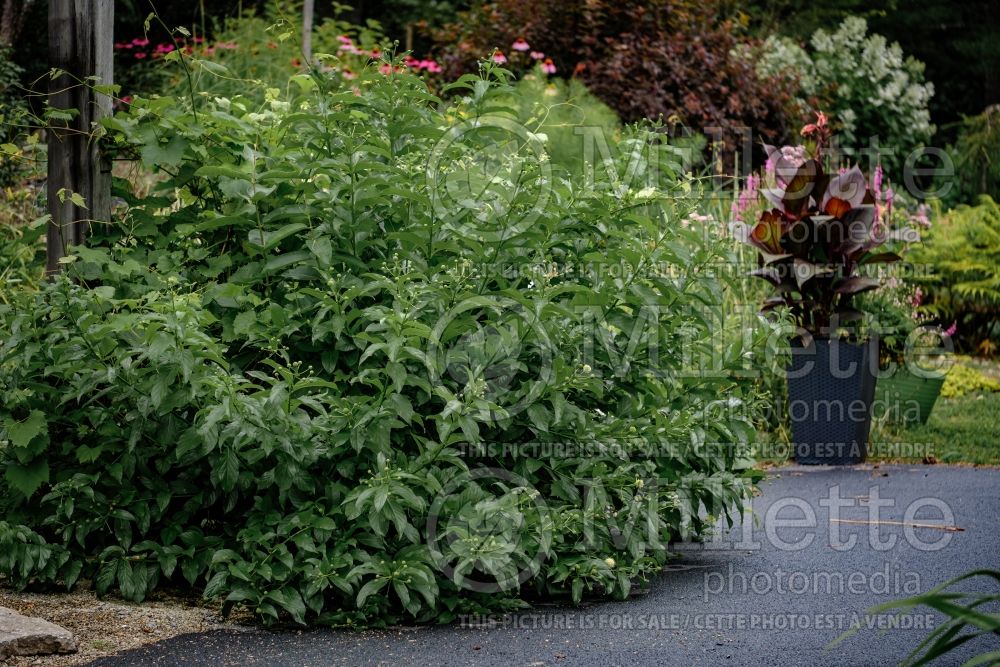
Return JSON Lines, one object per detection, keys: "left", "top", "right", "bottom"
{"left": 431, "top": 0, "right": 796, "bottom": 156}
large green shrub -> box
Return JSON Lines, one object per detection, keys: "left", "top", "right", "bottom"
{"left": 911, "top": 197, "right": 1000, "bottom": 355}
{"left": 939, "top": 106, "right": 1000, "bottom": 208}
{"left": 747, "top": 17, "right": 935, "bottom": 175}
{"left": 0, "top": 57, "right": 770, "bottom": 624}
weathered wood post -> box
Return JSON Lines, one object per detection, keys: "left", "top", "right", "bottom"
{"left": 302, "top": 0, "right": 314, "bottom": 64}
{"left": 46, "top": 0, "right": 112, "bottom": 275}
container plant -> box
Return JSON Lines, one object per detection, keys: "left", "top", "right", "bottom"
{"left": 867, "top": 284, "right": 950, "bottom": 425}
{"left": 735, "top": 114, "right": 907, "bottom": 464}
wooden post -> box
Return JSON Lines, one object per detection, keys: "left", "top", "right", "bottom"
{"left": 47, "top": 0, "right": 112, "bottom": 275}
{"left": 302, "top": 0, "right": 313, "bottom": 64}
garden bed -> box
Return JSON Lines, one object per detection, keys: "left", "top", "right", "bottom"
{"left": 0, "top": 586, "right": 253, "bottom": 666}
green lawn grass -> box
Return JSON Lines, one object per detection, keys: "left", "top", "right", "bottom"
{"left": 758, "top": 389, "right": 1000, "bottom": 467}
{"left": 874, "top": 392, "right": 1000, "bottom": 465}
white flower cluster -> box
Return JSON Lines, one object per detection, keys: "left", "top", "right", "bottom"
{"left": 750, "top": 17, "right": 935, "bottom": 172}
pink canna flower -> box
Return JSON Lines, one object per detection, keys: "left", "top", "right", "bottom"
{"left": 511, "top": 38, "right": 530, "bottom": 52}
{"left": 541, "top": 58, "right": 556, "bottom": 74}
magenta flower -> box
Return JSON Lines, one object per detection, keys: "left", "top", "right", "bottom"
{"left": 511, "top": 38, "right": 530, "bottom": 52}
{"left": 492, "top": 50, "right": 508, "bottom": 64}
{"left": 541, "top": 58, "right": 556, "bottom": 74}
{"left": 945, "top": 321, "right": 958, "bottom": 337}
{"left": 134, "top": 52, "right": 147, "bottom": 59}
{"left": 131, "top": 38, "right": 150, "bottom": 47}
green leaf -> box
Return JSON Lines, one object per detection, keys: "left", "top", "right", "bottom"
{"left": 5, "top": 411, "right": 47, "bottom": 448}
{"left": 356, "top": 578, "right": 388, "bottom": 609}
{"left": 5, "top": 459, "right": 49, "bottom": 497}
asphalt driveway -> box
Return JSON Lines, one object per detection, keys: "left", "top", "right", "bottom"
{"left": 86, "top": 465, "right": 1000, "bottom": 666}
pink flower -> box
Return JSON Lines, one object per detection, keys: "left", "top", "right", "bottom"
{"left": 492, "top": 50, "right": 507, "bottom": 64}
{"left": 530, "top": 51, "right": 545, "bottom": 60}
{"left": 114, "top": 42, "right": 130, "bottom": 50}
{"left": 131, "top": 38, "right": 150, "bottom": 47}
{"left": 342, "top": 69, "right": 356, "bottom": 80}
{"left": 910, "top": 287, "right": 923, "bottom": 308}
{"left": 511, "top": 38, "right": 530, "bottom": 52}
{"left": 731, "top": 174, "right": 759, "bottom": 221}
{"left": 134, "top": 52, "right": 147, "bottom": 59}
{"left": 379, "top": 63, "right": 394, "bottom": 75}
{"left": 154, "top": 43, "right": 175, "bottom": 54}
{"left": 423, "top": 60, "right": 442, "bottom": 73}
{"left": 216, "top": 41, "right": 238, "bottom": 50}
{"left": 121, "top": 95, "right": 133, "bottom": 104}
{"left": 338, "top": 35, "right": 353, "bottom": 44}
{"left": 910, "top": 203, "right": 931, "bottom": 228}
{"left": 945, "top": 321, "right": 958, "bottom": 337}
{"left": 541, "top": 58, "right": 556, "bottom": 74}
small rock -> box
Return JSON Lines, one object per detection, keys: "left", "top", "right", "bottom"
{"left": 0, "top": 606, "right": 77, "bottom": 660}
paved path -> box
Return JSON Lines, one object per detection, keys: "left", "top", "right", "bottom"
{"left": 88, "top": 465, "right": 1000, "bottom": 666}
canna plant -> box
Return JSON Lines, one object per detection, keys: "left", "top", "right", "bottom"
{"left": 735, "top": 114, "right": 908, "bottom": 338}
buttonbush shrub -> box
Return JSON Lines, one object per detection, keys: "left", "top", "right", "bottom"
{"left": 0, "top": 55, "right": 770, "bottom": 625}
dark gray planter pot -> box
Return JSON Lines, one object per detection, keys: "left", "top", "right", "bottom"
{"left": 787, "top": 338, "right": 878, "bottom": 465}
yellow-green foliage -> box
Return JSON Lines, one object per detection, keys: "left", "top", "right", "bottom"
{"left": 912, "top": 196, "right": 1000, "bottom": 349}
{"left": 940, "top": 364, "right": 1000, "bottom": 398}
